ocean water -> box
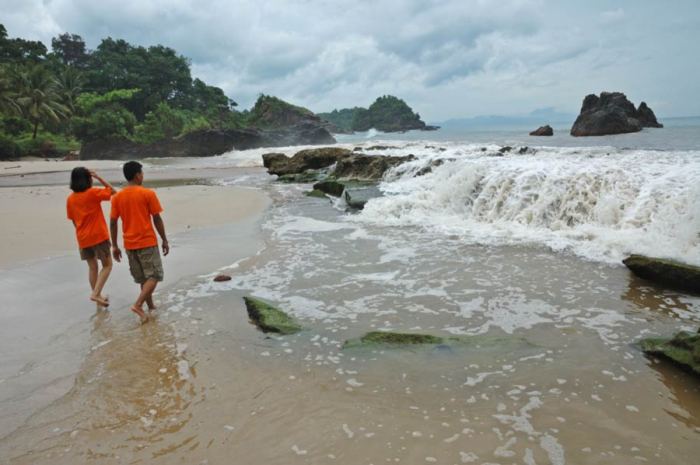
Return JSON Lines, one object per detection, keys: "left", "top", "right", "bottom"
{"left": 3, "top": 125, "right": 700, "bottom": 464}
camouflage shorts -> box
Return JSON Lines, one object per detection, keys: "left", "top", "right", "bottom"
{"left": 80, "top": 240, "right": 111, "bottom": 261}
{"left": 126, "top": 246, "right": 163, "bottom": 284}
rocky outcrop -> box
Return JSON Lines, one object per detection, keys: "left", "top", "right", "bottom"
{"left": 263, "top": 147, "right": 353, "bottom": 176}
{"left": 623, "top": 255, "right": 700, "bottom": 294}
{"left": 344, "top": 185, "right": 382, "bottom": 209}
{"left": 529, "top": 125, "right": 553, "bottom": 136}
{"left": 262, "top": 147, "right": 415, "bottom": 182}
{"left": 213, "top": 274, "right": 231, "bottom": 282}
{"left": 344, "top": 331, "right": 445, "bottom": 348}
{"left": 641, "top": 330, "right": 700, "bottom": 376}
{"left": 570, "top": 92, "right": 663, "bottom": 136}
{"left": 243, "top": 297, "right": 302, "bottom": 335}
{"left": 332, "top": 154, "right": 415, "bottom": 180}
{"left": 312, "top": 180, "right": 346, "bottom": 197}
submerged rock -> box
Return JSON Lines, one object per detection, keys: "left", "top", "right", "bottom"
{"left": 344, "top": 331, "right": 444, "bottom": 348}
{"left": 641, "top": 330, "right": 700, "bottom": 376}
{"left": 213, "top": 274, "right": 231, "bottom": 282}
{"left": 305, "top": 189, "right": 328, "bottom": 198}
{"left": 344, "top": 185, "right": 383, "bottom": 209}
{"left": 243, "top": 297, "right": 302, "bottom": 335}
{"left": 529, "top": 125, "right": 553, "bottom": 136}
{"left": 570, "top": 92, "right": 663, "bottom": 136}
{"left": 623, "top": 255, "right": 700, "bottom": 294}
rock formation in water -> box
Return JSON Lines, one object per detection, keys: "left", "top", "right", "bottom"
{"left": 623, "top": 255, "right": 700, "bottom": 294}
{"left": 319, "top": 95, "right": 439, "bottom": 134}
{"left": 570, "top": 92, "right": 663, "bottom": 136}
{"left": 641, "top": 330, "right": 700, "bottom": 376}
{"left": 243, "top": 297, "right": 302, "bottom": 334}
{"left": 529, "top": 125, "right": 553, "bottom": 136}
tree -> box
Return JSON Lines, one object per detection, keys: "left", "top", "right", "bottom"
{"left": 0, "top": 66, "right": 20, "bottom": 115}
{"left": 134, "top": 102, "right": 185, "bottom": 143}
{"left": 71, "top": 88, "right": 138, "bottom": 141}
{"left": 0, "top": 24, "right": 47, "bottom": 62}
{"left": 51, "top": 33, "right": 88, "bottom": 67}
{"left": 55, "top": 66, "right": 84, "bottom": 113}
{"left": 14, "top": 65, "right": 69, "bottom": 139}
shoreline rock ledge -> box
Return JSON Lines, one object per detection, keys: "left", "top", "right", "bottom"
{"left": 623, "top": 254, "right": 700, "bottom": 294}
{"left": 570, "top": 92, "right": 663, "bottom": 137}
{"left": 529, "top": 125, "right": 553, "bottom": 136}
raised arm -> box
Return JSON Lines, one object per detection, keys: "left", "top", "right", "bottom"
{"left": 90, "top": 170, "right": 117, "bottom": 195}
{"left": 153, "top": 214, "right": 169, "bottom": 256}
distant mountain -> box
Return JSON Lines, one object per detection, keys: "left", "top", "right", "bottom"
{"left": 438, "top": 107, "right": 575, "bottom": 130}
{"left": 319, "top": 95, "right": 438, "bottom": 133}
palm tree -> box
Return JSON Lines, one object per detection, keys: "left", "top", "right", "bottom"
{"left": 15, "top": 65, "right": 70, "bottom": 139}
{"left": 0, "top": 66, "right": 21, "bottom": 115}
{"left": 55, "top": 66, "right": 84, "bottom": 113}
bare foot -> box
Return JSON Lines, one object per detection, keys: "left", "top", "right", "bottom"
{"left": 90, "top": 295, "right": 110, "bottom": 307}
{"left": 130, "top": 305, "right": 149, "bottom": 324}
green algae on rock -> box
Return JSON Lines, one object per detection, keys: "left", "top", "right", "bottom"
{"left": 305, "top": 189, "right": 328, "bottom": 198}
{"left": 312, "top": 180, "right": 346, "bottom": 197}
{"left": 623, "top": 254, "right": 700, "bottom": 294}
{"left": 243, "top": 297, "right": 302, "bottom": 335}
{"left": 641, "top": 330, "right": 700, "bottom": 376}
{"left": 344, "top": 331, "right": 444, "bottom": 348}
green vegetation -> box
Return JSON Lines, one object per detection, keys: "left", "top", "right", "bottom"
{"left": 319, "top": 95, "right": 427, "bottom": 133}
{"left": 245, "top": 94, "right": 316, "bottom": 129}
{"left": 243, "top": 297, "right": 302, "bottom": 335}
{"left": 641, "top": 330, "right": 700, "bottom": 376}
{"left": 0, "top": 24, "right": 242, "bottom": 159}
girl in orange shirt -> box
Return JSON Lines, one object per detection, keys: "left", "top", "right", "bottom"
{"left": 66, "top": 167, "right": 117, "bottom": 307}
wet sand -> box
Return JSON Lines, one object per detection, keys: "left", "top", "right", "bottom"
{"left": 0, "top": 165, "right": 271, "bottom": 449}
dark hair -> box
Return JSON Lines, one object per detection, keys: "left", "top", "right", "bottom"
{"left": 70, "top": 167, "right": 92, "bottom": 192}
{"left": 123, "top": 161, "right": 143, "bottom": 181}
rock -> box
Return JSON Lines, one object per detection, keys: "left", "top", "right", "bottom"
{"left": 498, "top": 146, "right": 512, "bottom": 153}
{"left": 331, "top": 154, "right": 415, "bottom": 180}
{"left": 262, "top": 147, "right": 353, "bottom": 176}
{"left": 344, "top": 331, "right": 444, "bottom": 348}
{"left": 313, "top": 180, "right": 346, "bottom": 197}
{"left": 641, "top": 330, "right": 700, "bottom": 376}
{"left": 570, "top": 92, "right": 662, "bottom": 136}
{"left": 636, "top": 102, "right": 663, "bottom": 128}
{"left": 344, "top": 185, "right": 382, "bottom": 209}
{"left": 529, "top": 125, "right": 553, "bottom": 136}
{"left": 623, "top": 255, "right": 700, "bottom": 294}
{"left": 305, "top": 189, "right": 328, "bottom": 198}
{"left": 62, "top": 150, "right": 80, "bottom": 161}
{"left": 277, "top": 172, "right": 325, "bottom": 183}
{"left": 243, "top": 297, "right": 302, "bottom": 335}
{"left": 365, "top": 145, "right": 393, "bottom": 151}
{"left": 213, "top": 274, "right": 231, "bottom": 282}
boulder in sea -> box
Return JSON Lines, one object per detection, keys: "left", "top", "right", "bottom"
{"left": 344, "top": 185, "right": 383, "bottom": 209}
{"left": 213, "top": 274, "right": 232, "bottom": 282}
{"left": 641, "top": 330, "right": 700, "bottom": 376}
{"left": 570, "top": 92, "right": 663, "bottom": 136}
{"left": 498, "top": 146, "right": 512, "bottom": 153}
{"left": 262, "top": 147, "right": 353, "bottom": 176}
{"left": 331, "top": 154, "right": 415, "bottom": 180}
{"left": 623, "top": 255, "right": 700, "bottom": 294}
{"left": 529, "top": 125, "right": 553, "bottom": 136}
{"left": 243, "top": 297, "right": 302, "bottom": 335}
{"left": 313, "top": 180, "right": 346, "bottom": 197}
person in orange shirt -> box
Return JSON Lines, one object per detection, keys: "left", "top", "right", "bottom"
{"left": 66, "top": 167, "right": 117, "bottom": 308}
{"left": 110, "top": 161, "right": 169, "bottom": 324}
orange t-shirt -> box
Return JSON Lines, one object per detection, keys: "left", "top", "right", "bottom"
{"left": 67, "top": 187, "right": 112, "bottom": 249}
{"left": 110, "top": 185, "right": 163, "bottom": 250}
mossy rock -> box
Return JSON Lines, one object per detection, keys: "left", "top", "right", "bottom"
{"left": 313, "top": 180, "right": 346, "bottom": 197}
{"left": 623, "top": 254, "right": 700, "bottom": 294}
{"left": 305, "top": 189, "right": 328, "bottom": 198}
{"left": 641, "top": 330, "right": 700, "bottom": 376}
{"left": 243, "top": 297, "right": 302, "bottom": 335}
{"left": 277, "top": 172, "right": 324, "bottom": 183}
{"left": 344, "top": 331, "right": 443, "bottom": 348}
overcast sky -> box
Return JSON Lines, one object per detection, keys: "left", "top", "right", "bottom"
{"left": 2, "top": 0, "right": 699, "bottom": 121}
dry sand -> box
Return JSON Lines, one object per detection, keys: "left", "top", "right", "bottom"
{"left": 0, "top": 183, "right": 267, "bottom": 266}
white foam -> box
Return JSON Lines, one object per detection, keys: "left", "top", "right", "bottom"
{"left": 355, "top": 147, "right": 700, "bottom": 265}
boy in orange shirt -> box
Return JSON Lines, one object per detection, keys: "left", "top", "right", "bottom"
{"left": 110, "top": 161, "right": 169, "bottom": 323}
{"left": 67, "top": 167, "right": 116, "bottom": 307}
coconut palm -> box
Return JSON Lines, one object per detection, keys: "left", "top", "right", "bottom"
{"left": 15, "top": 65, "right": 70, "bottom": 139}
{"left": 0, "top": 67, "right": 21, "bottom": 115}
{"left": 55, "top": 66, "right": 84, "bottom": 113}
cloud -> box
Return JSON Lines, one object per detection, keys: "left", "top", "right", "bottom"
{"left": 2, "top": 0, "right": 699, "bottom": 118}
